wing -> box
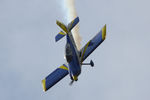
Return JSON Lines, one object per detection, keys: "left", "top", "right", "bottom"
{"left": 42, "top": 64, "right": 69, "bottom": 91}
{"left": 80, "top": 25, "right": 106, "bottom": 62}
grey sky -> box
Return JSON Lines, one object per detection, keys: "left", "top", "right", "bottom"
{"left": 0, "top": 0, "right": 150, "bottom": 100}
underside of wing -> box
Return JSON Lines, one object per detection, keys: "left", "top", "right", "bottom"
{"left": 80, "top": 25, "right": 106, "bottom": 62}
{"left": 42, "top": 64, "right": 69, "bottom": 91}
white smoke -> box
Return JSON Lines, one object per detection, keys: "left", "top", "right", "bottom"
{"left": 63, "top": 0, "right": 82, "bottom": 50}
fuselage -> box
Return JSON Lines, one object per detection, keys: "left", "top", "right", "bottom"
{"left": 65, "top": 31, "right": 81, "bottom": 81}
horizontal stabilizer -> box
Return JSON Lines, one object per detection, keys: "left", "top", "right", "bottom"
{"left": 55, "top": 31, "right": 66, "bottom": 42}
{"left": 68, "top": 17, "right": 79, "bottom": 31}
{"left": 56, "top": 20, "right": 68, "bottom": 33}
{"left": 42, "top": 64, "right": 69, "bottom": 91}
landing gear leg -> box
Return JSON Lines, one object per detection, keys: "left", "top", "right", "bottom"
{"left": 82, "top": 60, "right": 94, "bottom": 67}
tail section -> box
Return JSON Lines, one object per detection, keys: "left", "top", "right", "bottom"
{"left": 56, "top": 20, "right": 68, "bottom": 33}
{"left": 55, "top": 17, "right": 79, "bottom": 42}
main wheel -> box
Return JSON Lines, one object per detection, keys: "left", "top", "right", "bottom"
{"left": 90, "top": 60, "right": 94, "bottom": 67}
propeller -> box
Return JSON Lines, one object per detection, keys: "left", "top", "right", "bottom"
{"left": 69, "top": 80, "right": 74, "bottom": 86}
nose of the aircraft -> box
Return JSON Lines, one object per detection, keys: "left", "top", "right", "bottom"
{"left": 72, "top": 75, "right": 78, "bottom": 81}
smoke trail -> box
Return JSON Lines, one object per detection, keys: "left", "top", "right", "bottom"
{"left": 63, "top": 0, "right": 81, "bottom": 50}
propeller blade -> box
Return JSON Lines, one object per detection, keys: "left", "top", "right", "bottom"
{"left": 69, "top": 80, "right": 74, "bottom": 86}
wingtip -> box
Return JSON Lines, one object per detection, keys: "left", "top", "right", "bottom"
{"left": 42, "top": 79, "right": 46, "bottom": 92}
{"left": 102, "top": 24, "right": 106, "bottom": 40}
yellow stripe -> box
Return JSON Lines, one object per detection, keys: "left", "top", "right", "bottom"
{"left": 69, "top": 20, "right": 75, "bottom": 30}
{"left": 56, "top": 20, "right": 68, "bottom": 33}
{"left": 59, "top": 65, "right": 68, "bottom": 70}
{"left": 73, "top": 75, "right": 78, "bottom": 81}
{"left": 81, "top": 41, "right": 91, "bottom": 62}
{"left": 59, "top": 31, "right": 66, "bottom": 35}
{"left": 42, "top": 79, "right": 46, "bottom": 92}
{"left": 102, "top": 24, "right": 106, "bottom": 40}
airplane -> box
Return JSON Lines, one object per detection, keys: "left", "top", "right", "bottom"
{"left": 42, "top": 17, "right": 106, "bottom": 91}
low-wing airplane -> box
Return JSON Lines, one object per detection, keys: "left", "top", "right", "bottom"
{"left": 42, "top": 17, "right": 106, "bottom": 91}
